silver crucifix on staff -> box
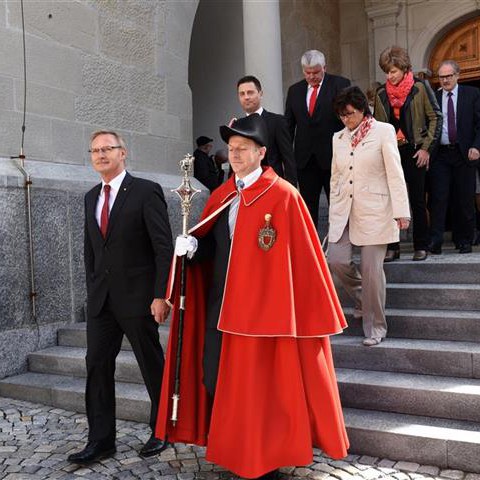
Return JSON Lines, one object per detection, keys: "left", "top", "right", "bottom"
{"left": 170, "top": 154, "right": 201, "bottom": 425}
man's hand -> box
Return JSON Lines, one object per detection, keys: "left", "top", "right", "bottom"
{"left": 151, "top": 298, "right": 170, "bottom": 324}
{"left": 413, "top": 149, "right": 430, "bottom": 168}
{"left": 396, "top": 217, "right": 410, "bottom": 230}
{"left": 468, "top": 147, "right": 480, "bottom": 161}
{"left": 175, "top": 235, "right": 198, "bottom": 258}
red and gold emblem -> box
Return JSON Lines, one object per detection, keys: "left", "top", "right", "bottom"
{"left": 258, "top": 213, "right": 276, "bottom": 251}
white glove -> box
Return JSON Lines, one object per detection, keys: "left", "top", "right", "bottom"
{"left": 174, "top": 235, "right": 198, "bottom": 259}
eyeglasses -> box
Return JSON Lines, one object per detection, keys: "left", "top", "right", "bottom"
{"left": 338, "top": 110, "right": 357, "bottom": 119}
{"left": 89, "top": 145, "right": 122, "bottom": 154}
{"left": 439, "top": 74, "right": 457, "bottom": 81}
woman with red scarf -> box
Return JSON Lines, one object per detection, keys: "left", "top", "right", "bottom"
{"left": 374, "top": 46, "right": 442, "bottom": 262}
{"left": 328, "top": 86, "right": 410, "bottom": 346}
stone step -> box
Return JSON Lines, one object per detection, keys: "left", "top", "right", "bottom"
{"left": 58, "top": 323, "right": 170, "bottom": 350}
{"left": 331, "top": 336, "right": 480, "bottom": 378}
{"left": 382, "top": 255, "right": 480, "bottom": 284}
{"left": 28, "top": 346, "right": 143, "bottom": 384}
{"left": 338, "top": 283, "right": 480, "bottom": 311}
{"left": 345, "top": 408, "right": 480, "bottom": 473}
{"left": 0, "top": 372, "right": 149, "bottom": 423}
{"left": 342, "top": 308, "right": 480, "bottom": 342}
{"left": 337, "top": 368, "right": 480, "bottom": 422}
{"left": 1, "top": 372, "right": 479, "bottom": 473}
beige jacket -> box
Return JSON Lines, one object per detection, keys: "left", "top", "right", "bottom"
{"left": 329, "top": 120, "right": 410, "bottom": 246}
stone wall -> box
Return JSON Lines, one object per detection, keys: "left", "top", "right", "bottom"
{"left": 280, "top": 0, "right": 342, "bottom": 95}
{"left": 0, "top": 0, "right": 204, "bottom": 379}
{"left": 0, "top": 0, "right": 197, "bottom": 174}
{"left": 0, "top": 157, "right": 207, "bottom": 379}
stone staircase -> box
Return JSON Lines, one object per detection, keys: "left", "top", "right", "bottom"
{"left": 1, "top": 252, "right": 480, "bottom": 472}
{"left": 333, "top": 252, "right": 480, "bottom": 473}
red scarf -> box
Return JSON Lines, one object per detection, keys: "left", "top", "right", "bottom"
{"left": 385, "top": 71, "right": 414, "bottom": 108}
{"left": 351, "top": 115, "right": 374, "bottom": 150}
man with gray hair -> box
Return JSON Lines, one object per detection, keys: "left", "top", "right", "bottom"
{"left": 285, "top": 49, "right": 350, "bottom": 228}
{"left": 428, "top": 59, "right": 480, "bottom": 254}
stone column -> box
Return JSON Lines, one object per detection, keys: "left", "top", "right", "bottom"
{"left": 242, "top": 0, "right": 284, "bottom": 113}
{"left": 366, "top": 2, "right": 403, "bottom": 82}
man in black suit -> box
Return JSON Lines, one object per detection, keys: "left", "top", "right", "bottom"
{"left": 428, "top": 60, "right": 480, "bottom": 254}
{"left": 68, "top": 130, "right": 173, "bottom": 464}
{"left": 285, "top": 49, "right": 351, "bottom": 227}
{"left": 237, "top": 75, "right": 297, "bottom": 186}
{"left": 194, "top": 136, "right": 220, "bottom": 192}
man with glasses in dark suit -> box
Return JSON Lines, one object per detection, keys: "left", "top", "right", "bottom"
{"left": 68, "top": 130, "right": 173, "bottom": 464}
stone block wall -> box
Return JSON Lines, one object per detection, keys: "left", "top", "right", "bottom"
{"left": 0, "top": 0, "right": 203, "bottom": 378}
{"left": 0, "top": 158, "right": 207, "bottom": 379}
{"left": 0, "top": 0, "right": 197, "bottom": 174}
{"left": 280, "top": 0, "right": 342, "bottom": 94}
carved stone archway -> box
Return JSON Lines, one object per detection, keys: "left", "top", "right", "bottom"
{"left": 429, "top": 15, "right": 480, "bottom": 85}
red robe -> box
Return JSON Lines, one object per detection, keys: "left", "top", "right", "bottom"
{"left": 156, "top": 167, "right": 349, "bottom": 478}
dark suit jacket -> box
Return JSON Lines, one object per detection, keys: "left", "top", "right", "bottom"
{"left": 435, "top": 85, "right": 480, "bottom": 162}
{"left": 194, "top": 148, "right": 220, "bottom": 192}
{"left": 84, "top": 172, "right": 173, "bottom": 318}
{"left": 285, "top": 74, "right": 351, "bottom": 170}
{"left": 260, "top": 109, "right": 297, "bottom": 185}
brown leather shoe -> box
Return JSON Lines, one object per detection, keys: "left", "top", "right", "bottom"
{"left": 412, "top": 250, "right": 428, "bottom": 261}
{"left": 384, "top": 250, "right": 400, "bottom": 263}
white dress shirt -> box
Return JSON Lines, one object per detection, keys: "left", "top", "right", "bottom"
{"left": 95, "top": 170, "right": 127, "bottom": 227}
{"left": 306, "top": 82, "right": 323, "bottom": 109}
{"left": 246, "top": 107, "right": 264, "bottom": 116}
{"left": 228, "top": 166, "right": 263, "bottom": 237}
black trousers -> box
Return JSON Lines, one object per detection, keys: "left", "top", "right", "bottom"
{"left": 85, "top": 297, "right": 164, "bottom": 443}
{"left": 429, "top": 145, "right": 476, "bottom": 247}
{"left": 388, "top": 144, "right": 429, "bottom": 251}
{"left": 297, "top": 155, "right": 331, "bottom": 228}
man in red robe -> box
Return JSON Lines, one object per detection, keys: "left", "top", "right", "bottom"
{"left": 156, "top": 114, "right": 349, "bottom": 479}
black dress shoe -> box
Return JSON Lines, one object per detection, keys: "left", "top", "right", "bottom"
{"left": 139, "top": 434, "right": 169, "bottom": 457}
{"left": 67, "top": 441, "right": 116, "bottom": 464}
{"left": 459, "top": 244, "right": 472, "bottom": 254}
{"left": 428, "top": 243, "right": 442, "bottom": 255}
{"left": 412, "top": 249, "right": 428, "bottom": 261}
{"left": 384, "top": 249, "right": 400, "bottom": 263}
{"left": 474, "top": 232, "right": 480, "bottom": 246}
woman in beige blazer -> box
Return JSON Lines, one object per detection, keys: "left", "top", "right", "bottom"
{"left": 328, "top": 86, "right": 410, "bottom": 346}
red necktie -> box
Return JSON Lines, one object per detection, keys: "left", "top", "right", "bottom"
{"left": 100, "top": 184, "right": 111, "bottom": 238}
{"left": 308, "top": 85, "right": 319, "bottom": 116}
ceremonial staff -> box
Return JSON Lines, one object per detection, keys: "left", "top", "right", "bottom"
{"left": 171, "top": 154, "right": 200, "bottom": 425}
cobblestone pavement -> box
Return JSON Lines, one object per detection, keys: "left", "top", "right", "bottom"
{"left": 1, "top": 397, "right": 478, "bottom": 480}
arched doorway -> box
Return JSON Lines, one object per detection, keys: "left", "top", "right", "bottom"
{"left": 429, "top": 15, "right": 480, "bottom": 88}
{"left": 188, "top": 0, "right": 245, "bottom": 152}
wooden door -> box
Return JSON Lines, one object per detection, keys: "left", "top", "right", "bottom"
{"left": 429, "top": 16, "right": 480, "bottom": 86}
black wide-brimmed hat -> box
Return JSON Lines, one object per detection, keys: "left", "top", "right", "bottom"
{"left": 220, "top": 113, "right": 268, "bottom": 147}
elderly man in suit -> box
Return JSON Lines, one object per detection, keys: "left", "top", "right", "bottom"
{"left": 285, "top": 49, "right": 351, "bottom": 227}
{"left": 236, "top": 75, "right": 297, "bottom": 186}
{"left": 68, "top": 130, "right": 173, "bottom": 464}
{"left": 428, "top": 60, "right": 480, "bottom": 254}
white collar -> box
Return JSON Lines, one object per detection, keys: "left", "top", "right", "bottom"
{"left": 246, "top": 106, "right": 264, "bottom": 116}
{"left": 443, "top": 85, "right": 458, "bottom": 97}
{"left": 235, "top": 166, "right": 262, "bottom": 189}
{"left": 102, "top": 170, "right": 126, "bottom": 190}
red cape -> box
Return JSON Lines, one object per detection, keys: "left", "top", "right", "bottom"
{"left": 156, "top": 168, "right": 349, "bottom": 477}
